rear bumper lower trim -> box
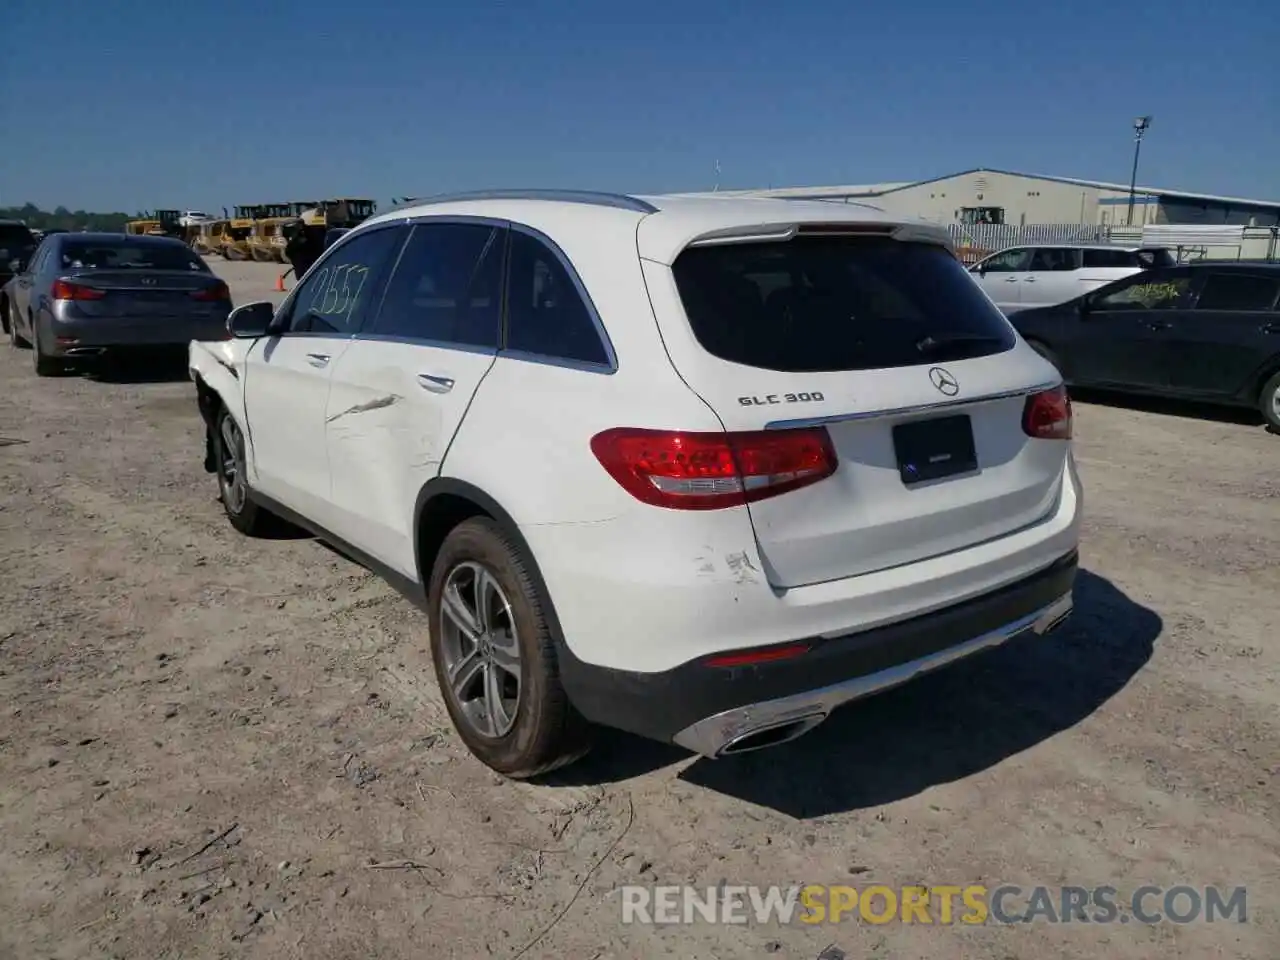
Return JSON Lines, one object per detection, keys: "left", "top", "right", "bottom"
{"left": 672, "top": 591, "right": 1072, "bottom": 757}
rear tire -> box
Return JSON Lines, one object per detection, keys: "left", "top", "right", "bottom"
{"left": 32, "top": 331, "right": 64, "bottom": 376}
{"left": 1259, "top": 371, "right": 1280, "bottom": 432}
{"left": 427, "top": 517, "right": 591, "bottom": 779}
{"left": 9, "top": 305, "right": 29, "bottom": 348}
{"left": 211, "top": 408, "right": 274, "bottom": 536}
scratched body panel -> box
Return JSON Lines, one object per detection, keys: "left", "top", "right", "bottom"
{"left": 321, "top": 338, "right": 497, "bottom": 577}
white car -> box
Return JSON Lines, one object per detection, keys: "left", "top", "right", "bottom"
{"left": 178, "top": 211, "right": 212, "bottom": 228}
{"left": 189, "top": 190, "right": 1081, "bottom": 777}
{"left": 970, "top": 243, "right": 1176, "bottom": 314}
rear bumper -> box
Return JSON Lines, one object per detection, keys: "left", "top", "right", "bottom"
{"left": 43, "top": 315, "right": 229, "bottom": 355}
{"left": 560, "top": 549, "right": 1077, "bottom": 755}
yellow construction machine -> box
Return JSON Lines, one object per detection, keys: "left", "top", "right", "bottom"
{"left": 219, "top": 205, "right": 260, "bottom": 261}
{"left": 248, "top": 203, "right": 294, "bottom": 263}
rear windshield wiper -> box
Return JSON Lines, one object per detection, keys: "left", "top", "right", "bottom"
{"left": 916, "top": 334, "right": 1006, "bottom": 354}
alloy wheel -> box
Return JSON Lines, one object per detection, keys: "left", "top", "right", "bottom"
{"left": 218, "top": 416, "right": 247, "bottom": 514}
{"left": 438, "top": 561, "right": 522, "bottom": 738}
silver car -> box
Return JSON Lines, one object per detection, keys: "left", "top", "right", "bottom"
{"left": 2, "top": 233, "right": 231, "bottom": 376}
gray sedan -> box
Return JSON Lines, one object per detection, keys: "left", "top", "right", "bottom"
{"left": 2, "top": 233, "right": 231, "bottom": 376}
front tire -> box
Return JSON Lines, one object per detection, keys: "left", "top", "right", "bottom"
{"left": 1260, "top": 371, "right": 1280, "bottom": 432}
{"left": 212, "top": 408, "right": 273, "bottom": 535}
{"left": 428, "top": 517, "right": 591, "bottom": 778}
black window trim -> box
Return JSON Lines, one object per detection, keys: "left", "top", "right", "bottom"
{"left": 270, "top": 221, "right": 411, "bottom": 340}
{"left": 1188, "top": 271, "right": 1280, "bottom": 313}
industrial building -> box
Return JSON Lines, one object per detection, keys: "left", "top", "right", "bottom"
{"left": 682, "top": 168, "right": 1280, "bottom": 229}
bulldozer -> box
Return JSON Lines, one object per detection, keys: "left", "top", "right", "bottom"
{"left": 218, "top": 205, "right": 260, "bottom": 261}
{"left": 124, "top": 209, "right": 182, "bottom": 237}
{"left": 191, "top": 218, "right": 229, "bottom": 257}
{"left": 248, "top": 203, "right": 294, "bottom": 263}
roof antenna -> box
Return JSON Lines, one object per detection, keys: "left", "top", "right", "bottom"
{"left": 713, "top": 160, "right": 721, "bottom": 192}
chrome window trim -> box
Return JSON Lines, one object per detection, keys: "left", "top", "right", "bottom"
{"left": 763, "top": 380, "right": 1063, "bottom": 430}
{"left": 500, "top": 222, "right": 618, "bottom": 375}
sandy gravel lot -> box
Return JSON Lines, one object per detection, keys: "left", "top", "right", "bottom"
{"left": 0, "top": 259, "right": 1276, "bottom": 960}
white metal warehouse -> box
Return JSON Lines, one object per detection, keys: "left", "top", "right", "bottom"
{"left": 681, "top": 168, "right": 1280, "bottom": 229}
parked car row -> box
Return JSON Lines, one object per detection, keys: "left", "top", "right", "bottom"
{"left": 189, "top": 191, "right": 1082, "bottom": 777}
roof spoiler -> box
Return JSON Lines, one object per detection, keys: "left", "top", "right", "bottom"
{"left": 685, "top": 220, "right": 955, "bottom": 253}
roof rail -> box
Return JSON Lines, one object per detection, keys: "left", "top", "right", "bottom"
{"left": 389, "top": 189, "right": 658, "bottom": 215}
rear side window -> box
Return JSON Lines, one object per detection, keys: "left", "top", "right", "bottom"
{"left": 1083, "top": 248, "right": 1137, "bottom": 268}
{"left": 371, "top": 222, "right": 504, "bottom": 349}
{"left": 671, "top": 237, "right": 1016, "bottom": 373}
{"left": 504, "top": 230, "right": 611, "bottom": 367}
{"left": 1030, "top": 248, "right": 1080, "bottom": 271}
{"left": 1194, "top": 274, "right": 1280, "bottom": 311}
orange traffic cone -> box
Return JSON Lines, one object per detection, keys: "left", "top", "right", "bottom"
{"left": 274, "top": 270, "right": 289, "bottom": 293}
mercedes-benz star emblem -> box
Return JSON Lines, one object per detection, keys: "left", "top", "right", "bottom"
{"left": 928, "top": 366, "right": 959, "bottom": 397}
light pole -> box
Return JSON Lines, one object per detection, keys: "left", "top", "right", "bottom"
{"left": 1127, "top": 115, "right": 1152, "bottom": 226}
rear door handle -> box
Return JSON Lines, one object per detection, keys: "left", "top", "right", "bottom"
{"left": 1144, "top": 320, "right": 1171, "bottom": 331}
{"left": 306, "top": 352, "right": 330, "bottom": 368}
{"left": 417, "top": 373, "right": 455, "bottom": 394}
{"left": 1004, "top": 277, "right": 1019, "bottom": 283}
{"left": 1023, "top": 277, "right": 1037, "bottom": 283}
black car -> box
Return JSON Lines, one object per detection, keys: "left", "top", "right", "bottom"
{"left": 1010, "top": 262, "right": 1280, "bottom": 430}
{"left": 0, "top": 219, "right": 37, "bottom": 290}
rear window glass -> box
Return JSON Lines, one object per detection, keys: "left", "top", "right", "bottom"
{"left": 59, "top": 241, "right": 207, "bottom": 272}
{"left": 671, "top": 237, "right": 1016, "bottom": 372}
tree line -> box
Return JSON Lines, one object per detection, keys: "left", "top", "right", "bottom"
{"left": 1, "top": 203, "right": 133, "bottom": 233}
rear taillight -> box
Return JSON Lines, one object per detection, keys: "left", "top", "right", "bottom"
{"left": 1022, "top": 385, "right": 1073, "bottom": 440}
{"left": 590, "top": 426, "right": 838, "bottom": 510}
{"left": 51, "top": 279, "right": 105, "bottom": 301}
{"left": 191, "top": 281, "right": 230, "bottom": 302}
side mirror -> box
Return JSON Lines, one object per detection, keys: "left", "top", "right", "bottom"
{"left": 226, "top": 301, "right": 274, "bottom": 339}
{"left": 1077, "top": 296, "right": 1093, "bottom": 316}
{"left": 9, "top": 258, "right": 26, "bottom": 274}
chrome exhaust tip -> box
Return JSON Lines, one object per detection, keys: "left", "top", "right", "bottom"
{"left": 716, "top": 713, "right": 827, "bottom": 757}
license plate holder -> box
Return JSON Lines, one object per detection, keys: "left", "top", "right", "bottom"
{"left": 893, "top": 414, "right": 978, "bottom": 485}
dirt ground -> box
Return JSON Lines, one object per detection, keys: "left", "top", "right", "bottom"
{"left": 1, "top": 259, "right": 1276, "bottom": 960}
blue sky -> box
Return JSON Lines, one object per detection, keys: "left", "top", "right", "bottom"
{"left": 1, "top": 0, "right": 1276, "bottom": 212}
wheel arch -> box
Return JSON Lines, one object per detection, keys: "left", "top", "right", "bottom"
{"left": 1246, "top": 354, "right": 1280, "bottom": 405}
{"left": 413, "top": 478, "right": 566, "bottom": 638}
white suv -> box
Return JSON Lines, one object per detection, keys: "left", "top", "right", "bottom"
{"left": 189, "top": 190, "right": 1081, "bottom": 777}
{"left": 970, "top": 243, "right": 1176, "bottom": 313}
